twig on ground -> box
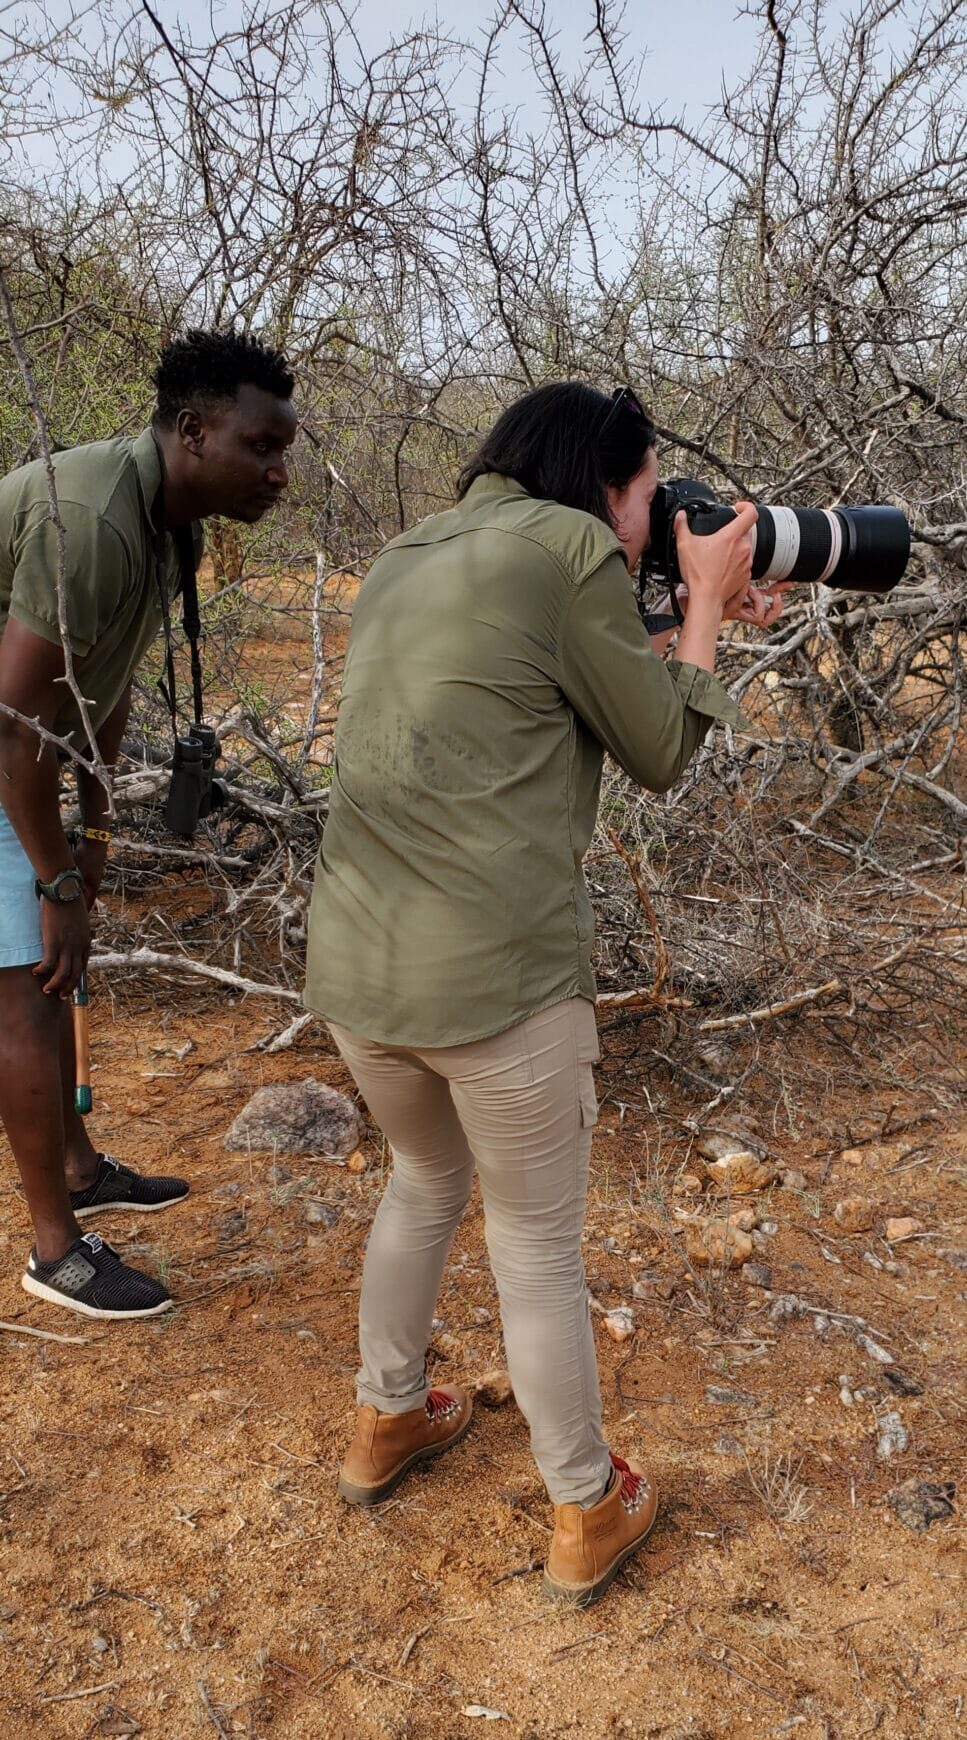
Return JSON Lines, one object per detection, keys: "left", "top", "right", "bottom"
{"left": 197, "top": 1679, "right": 232, "bottom": 1738}
{"left": 39, "top": 1682, "right": 119, "bottom": 1704}
{"left": 0, "top": 1319, "right": 90, "bottom": 1345}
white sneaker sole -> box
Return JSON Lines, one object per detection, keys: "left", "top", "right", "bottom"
{"left": 73, "top": 1192, "right": 188, "bottom": 1219}
{"left": 21, "top": 1273, "right": 173, "bottom": 1320}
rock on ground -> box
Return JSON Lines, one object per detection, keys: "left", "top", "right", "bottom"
{"left": 304, "top": 1199, "right": 341, "bottom": 1228}
{"left": 475, "top": 1369, "right": 514, "bottom": 1407}
{"left": 685, "top": 1218, "right": 754, "bottom": 1268}
{"left": 833, "top": 1196, "right": 876, "bottom": 1233}
{"left": 885, "top": 1216, "right": 924, "bottom": 1243}
{"left": 876, "top": 1410, "right": 910, "bottom": 1460}
{"left": 888, "top": 1479, "right": 956, "bottom": 1532}
{"left": 743, "top": 1262, "right": 773, "bottom": 1289}
{"left": 603, "top": 1307, "right": 637, "bottom": 1343}
{"left": 705, "top": 1153, "right": 777, "bottom": 1194}
{"left": 224, "top": 1079, "right": 361, "bottom": 1157}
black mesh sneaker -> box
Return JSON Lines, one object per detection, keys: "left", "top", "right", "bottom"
{"left": 69, "top": 1154, "right": 189, "bottom": 1218}
{"left": 22, "top": 1232, "right": 172, "bottom": 1319}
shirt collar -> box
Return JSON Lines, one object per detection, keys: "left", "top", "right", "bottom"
{"left": 458, "top": 473, "right": 532, "bottom": 508}
{"left": 131, "top": 427, "right": 165, "bottom": 530}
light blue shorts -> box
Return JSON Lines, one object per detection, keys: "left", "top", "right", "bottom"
{"left": 0, "top": 807, "right": 43, "bottom": 967}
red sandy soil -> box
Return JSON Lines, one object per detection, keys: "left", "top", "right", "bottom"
{"left": 1, "top": 980, "right": 963, "bottom": 1740}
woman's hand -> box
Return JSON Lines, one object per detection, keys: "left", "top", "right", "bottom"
{"left": 674, "top": 501, "right": 759, "bottom": 615}
{"left": 721, "top": 580, "right": 792, "bottom": 628}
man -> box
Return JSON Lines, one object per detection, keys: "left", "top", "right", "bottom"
{"left": 0, "top": 328, "right": 297, "bottom": 1318}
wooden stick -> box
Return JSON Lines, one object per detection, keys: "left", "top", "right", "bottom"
{"left": 72, "top": 970, "right": 92, "bottom": 1115}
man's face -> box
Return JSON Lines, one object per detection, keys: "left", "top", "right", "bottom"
{"left": 605, "top": 446, "right": 659, "bottom": 572}
{"left": 186, "top": 383, "right": 298, "bottom": 522}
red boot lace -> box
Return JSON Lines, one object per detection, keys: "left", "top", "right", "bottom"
{"left": 425, "top": 1388, "right": 459, "bottom": 1424}
{"left": 610, "top": 1453, "right": 642, "bottom": 1507}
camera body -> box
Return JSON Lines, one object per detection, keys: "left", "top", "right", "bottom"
{"left": 647, "top": 477, "right": 910, "bottom": 596}
{"left": 164, "top": 723, "right": 226, "bottom": 837}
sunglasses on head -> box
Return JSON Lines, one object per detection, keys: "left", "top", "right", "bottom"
{"left": 599, "top": 384, "right": 649, "bottom": 436}
{"left": 610, "top": 384, "right": 647, "bottom": 419}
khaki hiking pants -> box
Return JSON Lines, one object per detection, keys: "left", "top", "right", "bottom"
{"left": 328, "top": 997, "right": 612, "bottom": 1507}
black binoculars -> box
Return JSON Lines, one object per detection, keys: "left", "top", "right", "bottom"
{"left": 164, "top": 723, "right": 226, "bottom": 837}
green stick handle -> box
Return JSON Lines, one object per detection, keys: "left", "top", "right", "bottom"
{"left": 72, "top": 971, "right": 92, "bottom": 1115}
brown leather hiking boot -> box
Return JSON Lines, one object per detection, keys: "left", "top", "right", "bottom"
{"left": 543, "top": 1453, "right": 658, "bottom": 1606}
{"left": 338, "top": 1384, "right": 472, "bottom": 1506}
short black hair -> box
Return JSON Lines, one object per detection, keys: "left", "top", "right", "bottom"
{"left": 152, "top": 328, "right": 294, "bottom": 428}
{"left": 456, "top": 381, "right": 656, "bottom": 526}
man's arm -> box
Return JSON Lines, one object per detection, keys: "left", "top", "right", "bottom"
{"left": 0, "top": 618, "right": 90, "bottom": 993}
{"left": 74, "top": 684, "right": 131, "bottom": 907}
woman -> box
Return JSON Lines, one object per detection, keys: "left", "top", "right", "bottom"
{"left": 304, "top": 383, "right": 786, "bottom": 1606}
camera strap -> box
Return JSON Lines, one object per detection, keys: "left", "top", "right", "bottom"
{"left": 639, "top": 602, "right": 680, "bottom": 634}
{"left": 154, "top": 523, "right": 205, "bottom": 732}
{"left": 637, "top": 522, "right": 687, "bottom": 634}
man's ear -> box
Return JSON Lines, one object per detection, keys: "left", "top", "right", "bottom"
{"left": 175, "top": 408, "right": 205, "bottom": 456}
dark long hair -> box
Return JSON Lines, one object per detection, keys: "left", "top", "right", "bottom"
{"left": 456, "top": 382, "right": 656, "bottom": 527}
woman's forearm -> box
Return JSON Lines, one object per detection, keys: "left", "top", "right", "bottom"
{"left": 674, "top": 597, "right": 723, "bottom": 673}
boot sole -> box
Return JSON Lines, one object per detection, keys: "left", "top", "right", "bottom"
{"left": 542, "top": 1507, "right": 658, "bottom": 1608}
{"left": 338, "top": 1410, "right": 472, "bottom": 1507}
{"left": 21, "top": 1274, "right": 173, "bottom": 1320}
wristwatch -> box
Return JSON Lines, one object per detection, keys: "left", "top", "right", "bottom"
{"left": 34, "top": 867, "right": 85, "bottom": 903}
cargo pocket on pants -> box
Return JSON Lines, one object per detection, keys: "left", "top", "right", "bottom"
{"left": 578, "top": 1065, "right": 599, "bottom": 1129}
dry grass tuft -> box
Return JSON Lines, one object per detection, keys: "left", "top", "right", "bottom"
{"left": 743, "top": 1452, "right": 814, "bottom": 1525}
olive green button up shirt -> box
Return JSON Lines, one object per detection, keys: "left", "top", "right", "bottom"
{"left": 0, "top": 429, "right": 192, "bottom": 744}
{"left": 305, "top": 474, "right": 744, "bottom": 1046}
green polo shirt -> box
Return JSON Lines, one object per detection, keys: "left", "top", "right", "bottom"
{"left": 304, "top": 473, "right": 745, "bottom": 1046}
{"left": 0, "top": 429, "right": 194, "bottom": 744}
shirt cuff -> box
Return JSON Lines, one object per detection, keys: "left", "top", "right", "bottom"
{"left": 669, "top": 659, "right": 750, "bottom": 731}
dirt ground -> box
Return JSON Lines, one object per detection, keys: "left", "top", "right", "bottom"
{"left": 0, "top": 969, "right": 964, "bottom": 1740}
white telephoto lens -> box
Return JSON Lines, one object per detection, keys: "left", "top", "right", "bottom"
{"left": 763, "top": 508, "right": 802, "bottom": 581}
{"left": 816, "top": 509, "right": 844, "bottom": 584}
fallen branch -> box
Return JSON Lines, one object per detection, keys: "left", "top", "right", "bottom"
{"left": 90, "top": 948, "right": 302, "bottom": 1004}
{"left": 696, "top": 938, "right": 918, "bottom": 1032}
{"left": 596, "top": 986, "right": 694, "bottom": 1010}
{"left": 252, "top": 1011, "right": 315, "bottom": 1051}
{"left": 596, "top": 937, "right": 920, "bottom": 1029}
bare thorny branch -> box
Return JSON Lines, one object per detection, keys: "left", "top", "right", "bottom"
{"left": 0, "top": 0, "right": 962, "bottom": 1058}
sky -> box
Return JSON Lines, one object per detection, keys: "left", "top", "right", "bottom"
{"left": 4, "top": 0, "right": 772, "bottom": 232}
{"left": 22, "top": 0, "right": 767, "bottom": 135}
{"left": 346, "top": 0, "right": 765, "bottom": 121}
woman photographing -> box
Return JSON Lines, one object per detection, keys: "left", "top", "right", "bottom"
{"left": 304, "top": 382, "right": 787, "bottom": 1606}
